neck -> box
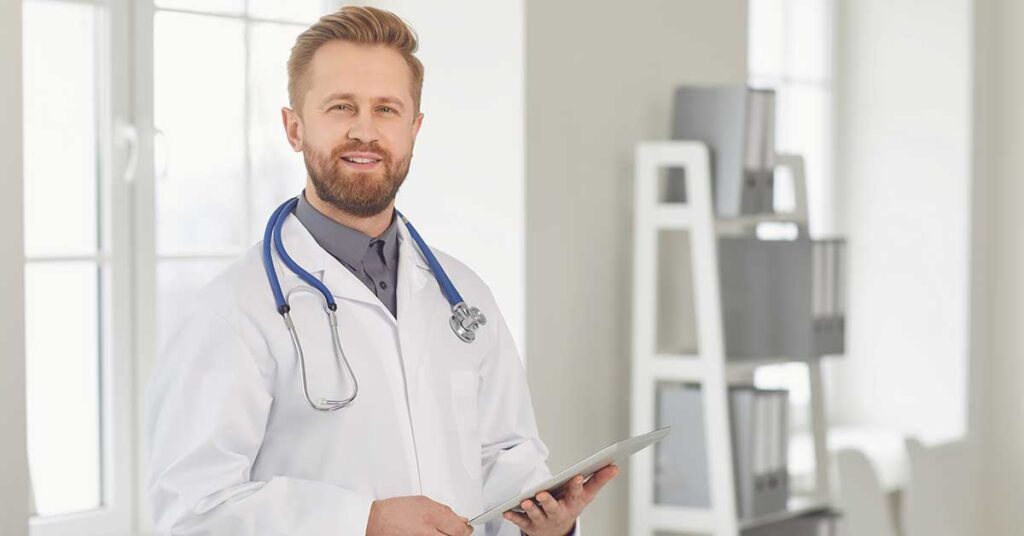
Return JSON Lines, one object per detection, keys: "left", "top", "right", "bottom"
{"left": 305, "top": 186, "right": 394, "bottom": 238}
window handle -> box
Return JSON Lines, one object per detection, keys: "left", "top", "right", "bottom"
{"left": 154, "top": 127, "right": 169, "bottom": 180}
{"left": 116, "top": 121, "right": 138, "bottom": 183}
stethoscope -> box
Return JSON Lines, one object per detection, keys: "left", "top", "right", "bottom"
{"left": 260, "top": 196, "right": 487, "bottom": 412}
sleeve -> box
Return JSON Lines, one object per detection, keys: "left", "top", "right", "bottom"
{"left": 145, "top": 307, "right": 374, "bottom": 535}
{"left": 476, "top": 299, "right": 580, "bottom": 536}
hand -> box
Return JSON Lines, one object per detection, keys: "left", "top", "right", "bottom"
{"left": 504, "top": 464, "right": 620, "bottom": 536}
{"left": 366, "top": 495, "right": 473, "bottom": 536}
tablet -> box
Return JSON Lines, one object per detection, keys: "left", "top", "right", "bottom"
{"left": 470, "top": 427, "right": 671, "bottom": 525}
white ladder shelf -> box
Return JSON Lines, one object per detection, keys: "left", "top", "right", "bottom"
{"left": 629, "top": 141, "right": 833, "bottom": 536}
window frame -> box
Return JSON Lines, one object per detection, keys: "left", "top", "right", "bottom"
{"left": 24, "top": 0, "right": 136, "bottom": 535}
{"left": 129, "top": 2, "right": 334, "bottom": 534}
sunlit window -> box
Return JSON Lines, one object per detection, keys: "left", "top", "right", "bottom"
{"left": 152, "top": 1, "right": 328, "bottom": 349}
{"left": 749, "top": 0, "right": 835, "bottom": 238}
{"left": 749, "top": 0, "right": 835, "bottom": 431}
{"left": 22, "top": 0, "right": 104, "bottom": 517}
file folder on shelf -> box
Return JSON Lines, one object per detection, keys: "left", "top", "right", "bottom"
{"left": 655, "top": 383, "right": 711, "bottom": 507}
{"left": 654, "top": 383, "right": 790, "bottom": 519}
{"left": 731, "top": 386, "right": 789, "bottom": 519}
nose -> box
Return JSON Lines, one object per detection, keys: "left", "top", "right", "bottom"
{"left": 347, "top": 108, "right": 381, "bottom": 144}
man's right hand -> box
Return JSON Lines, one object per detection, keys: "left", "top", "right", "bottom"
{"left": 366, "top": 495, "right": 473, "bottom": 536}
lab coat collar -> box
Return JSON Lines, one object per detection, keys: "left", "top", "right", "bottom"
{"left": 276, "top": 210, "right": 432, "bottom": 313}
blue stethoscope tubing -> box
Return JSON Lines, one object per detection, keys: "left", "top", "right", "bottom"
{"left": 260, "top": 197, "right": 487, "bottom": 412}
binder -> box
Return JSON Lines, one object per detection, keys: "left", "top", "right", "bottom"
{"left": 657, "top": 384, "right": 791, "bottom": 519}
{"left": 730, "top": 387, "right": 758, "bottom": 518}
{"left": 654, "top": 383, "right": 711, "bottom": 507}
{"left": 671, "top": 86, "right": 777, "bottom": 217}
{"left": 730, "top": 386, "right": 790, "bottom": 519}
{"left": 754, "top": 389, "right": 789, "bottom": 517}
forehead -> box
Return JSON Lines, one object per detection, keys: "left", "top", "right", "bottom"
{"left": 305, "top": 41, "right": 415, "bottom": 107}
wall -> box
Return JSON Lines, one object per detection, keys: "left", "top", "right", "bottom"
{"left": 525, "top": 2, "right": 747, "bottom": 534}
{"left": 829, "top": 0, "right": 973, "bottom": 442}
{"left": 973, "top": 0, "right": 1024, "bottom": 533}
{"left": 0, "top": 0, "right": 30, "bottom": 534}
{"left": 368, "top": 0, "right": 527, "bottom": 347}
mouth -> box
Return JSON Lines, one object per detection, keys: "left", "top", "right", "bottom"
{"left": 339, "top": 152, "right": 383, "bottom": 170}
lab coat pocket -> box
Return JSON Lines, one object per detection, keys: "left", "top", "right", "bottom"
{"left": 450, "top": 370, "right": 482, "bottom": 480}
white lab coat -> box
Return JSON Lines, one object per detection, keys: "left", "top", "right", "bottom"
{"left": 146, "top": 212, "right": 557, "bottom": 535}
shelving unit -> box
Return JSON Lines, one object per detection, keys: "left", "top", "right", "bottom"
{"left": 629, "top": 141, "right": 838, "bottom": 536}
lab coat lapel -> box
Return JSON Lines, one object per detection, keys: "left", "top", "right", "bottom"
{"left": 395, "top": 221, "right": 436, "bottom": 381}
{"left": 277, "top": 213, "right": 389, "bottom": 310}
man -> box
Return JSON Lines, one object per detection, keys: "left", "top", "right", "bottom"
{"left": 146, "top": 6, "right": 616, "bottom": 535}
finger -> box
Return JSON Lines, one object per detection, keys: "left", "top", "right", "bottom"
{"left": 522, "top": 499, "right": 547, "bottom": 524}
{"left": 436, "top": 519, "right": 473, "bottom": 536}
{"left": 504, "top": 510, "right": 532, "bottom": 531}
{"left": 441, "top": 503, "right": 470, "bottom": 524}
{"left": 582, "top": 464, "right": 620, "bottom": 501}
{"left": 535, "top": 491, "right": 564, "bottom": 519}
{"left": 563, "top": 475, "right": 586, "bottom": 507}
{"left": 435, "top": 510, "right": 472, "bottom": 536}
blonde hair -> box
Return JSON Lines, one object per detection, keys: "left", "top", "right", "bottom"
{"left": 287, "top": 6, "right": 424, "bottom": 113}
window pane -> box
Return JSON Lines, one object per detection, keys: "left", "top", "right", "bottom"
{"left": 157, "top": 259, "right": 232, "bottom": 352}
{"left": 155, "top": 12, "right": 247, "bottom": 255}
{"left": 155, "top": 0, "right": 244, "bottom": 17}
{"left": 748, "top": 0, "right": 784, "bottom": 77}
{"left": 25, "top": 262, "right": 101, "bottom": 515}
{"left": 249, "top": 22, "right": 307, "bottom": 242}
{"left": 22, "top": 1, "right": 98, "bottom": 257}
{"left": 248, "top": 0, "right": 325, "bottom": 23}
{"left": 788, "top": 0, "right": 831, "bottom": 81}
{"left": 777, "top": 84, "right": 832, "bottom": 236}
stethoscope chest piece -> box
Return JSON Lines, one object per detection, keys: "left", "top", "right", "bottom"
{"left": 450, "top": 302, "right": 487, "bottom": 343}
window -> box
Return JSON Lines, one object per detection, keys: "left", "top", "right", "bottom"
{"left": 749, "top": 0, "right": 836, "bottom": 238}
{"left": 22, "top": 1, "right": 334, "bottom": 534}
{"left": 748, "top": 0, "right": 836, "bottom": 433}
{"left": 23, "top": 0, "right": 133, "bottom": 534}
{"left": 150, "top": 1, "right": 327, "bottom": 351}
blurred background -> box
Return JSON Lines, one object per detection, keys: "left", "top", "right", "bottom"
{"left": 0, "top": 0, "right": 1020, "bottom": 534}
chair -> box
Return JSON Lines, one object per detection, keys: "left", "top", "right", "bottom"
{"left": 834, "top": 448, "right": 899, "bottom": 536}
{"left": 902, "top": 438, "right": 973, "bottom": 536}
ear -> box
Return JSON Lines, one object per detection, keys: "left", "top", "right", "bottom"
{"left": 281, "top": 106, "right": 303, "bottom": 152}
{"left": 411, "top": 112, "right": 424, "bottom": 143}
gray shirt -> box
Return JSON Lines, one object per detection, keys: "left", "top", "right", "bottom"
{"left": 294, "top": 193, "right": 400, "bottom": 318}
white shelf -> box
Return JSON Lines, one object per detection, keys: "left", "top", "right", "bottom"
{"left": 651, "top": 357, "right": 705, "bottom": 383}
{"left": 630, "top": 142, "right": 833, "bottom": 536}
{"left": 655, "top": 205, "right": 695, "bottom": 229}
{"left": 738, "top": 497, "right": 832, "bottom": 530}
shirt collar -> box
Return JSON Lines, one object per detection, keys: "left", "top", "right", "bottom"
{"left": 294, "top": 192, "right": 400, "bottom": 270}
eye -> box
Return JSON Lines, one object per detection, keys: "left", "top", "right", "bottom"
{"left": 378, "top": 106, "right": 394, "bottom": 114}
{"left": 332, "top": 103, "right": 353, "bottom": 112}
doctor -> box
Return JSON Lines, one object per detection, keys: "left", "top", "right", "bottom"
{"left": 146, "top": 5, "right": 616, "bottom": 536}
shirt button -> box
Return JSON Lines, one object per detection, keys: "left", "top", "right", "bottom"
{"left": 379, "top": 281, "right": 387, "bottom": 289}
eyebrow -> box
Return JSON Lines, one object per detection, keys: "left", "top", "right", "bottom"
{"left": 320, "top": 92, "right": 407, "bottom": 109}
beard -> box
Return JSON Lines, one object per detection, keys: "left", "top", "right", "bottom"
{"left": 304, "top": 140, "right": 411, "bottom": 218}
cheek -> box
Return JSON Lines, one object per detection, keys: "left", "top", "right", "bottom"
{"left": 382, "top": 128, "right": 416, "bottom": 159}
{"left": 305, "top": 116, "right": 350, "bottom": 147}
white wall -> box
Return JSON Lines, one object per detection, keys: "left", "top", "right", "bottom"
{"left": 829, "top": 0, "right": 974, "bottom": 442}
{"left": 0, "top": 0, "right": 30, "bottom": 534}
{"left": 525, "top": 2, "right": 747, "bottom": 534}
{"left": 973, "top": 0, "right": 1024, "bottom": 533}
{"left": 366, "top": 0, "right": 527, "bottom": 348}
